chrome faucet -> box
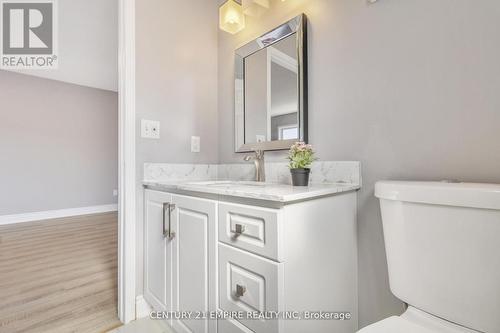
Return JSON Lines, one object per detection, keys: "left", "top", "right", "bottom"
{"left": 243, "top": 150, "right": 265, "bottom": 182}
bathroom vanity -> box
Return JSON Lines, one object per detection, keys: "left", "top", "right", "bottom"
{"left": 142, "top": 14, "right": 359, "bottom": 333}
{"left": 142, "top": 168, "right": 360, "bottom": 333}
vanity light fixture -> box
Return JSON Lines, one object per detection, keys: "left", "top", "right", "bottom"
{"left": 219, "top": 0, "right": 246, "bottom": 34}
{"left": 242, "top": 0, "right": 269, "bottom": 18}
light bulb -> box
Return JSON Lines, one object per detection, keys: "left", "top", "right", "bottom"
{"left": 219, "top": 0, "right": 246, "bottom": 34}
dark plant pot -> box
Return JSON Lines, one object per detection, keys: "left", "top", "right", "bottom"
{"left": 290, "top": 168, "right": 310, "bottom": 186}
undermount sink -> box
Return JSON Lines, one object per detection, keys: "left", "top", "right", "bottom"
{"left": 186, "top": 180, "right": 267, "bottom": 187}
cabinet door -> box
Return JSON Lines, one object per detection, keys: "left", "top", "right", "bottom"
{"left": 170, "top": 194, "right": 217, "bottom": 333}
{"left": 144, "top": 190, "right": 172, "bottom": 311}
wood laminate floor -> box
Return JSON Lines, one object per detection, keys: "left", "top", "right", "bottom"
{"left": 0, "top": 212, "right": 122, "bottom": 333}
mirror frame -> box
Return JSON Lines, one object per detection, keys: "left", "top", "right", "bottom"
{"left": 234, "top": 14, "right": 308, "bottom": 153}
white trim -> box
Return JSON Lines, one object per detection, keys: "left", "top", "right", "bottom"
{"left": 135, "top": 295, "right": 153, "bottom": 319}
{"left": 268, "top": 46, "right": 298, "bottom": 73}
{"left": 118, "top": 0, "right": 136, "bottom": 325}
{"left": 0, "top": 204, "right": 118, "bottom": 225}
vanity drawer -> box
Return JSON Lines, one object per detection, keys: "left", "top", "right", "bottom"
{"left": 218, "top": 202, "right": 282, "bottom": 261}
{"left": 218, "top": 243, "right": 283, "bottom": 333}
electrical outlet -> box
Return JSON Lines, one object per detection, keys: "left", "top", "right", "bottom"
{"left": 141, "top": 119, "right": 160, "bottom": 139}
{"left": 191, "top": 136, "right": 200, "bottom": 153}
{"left": 113, "top": 189, "right": 118, "bottom": 197}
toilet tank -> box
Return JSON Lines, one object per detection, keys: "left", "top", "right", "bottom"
{"left": 375, "top": 181, "right": 500, "bottom": 333}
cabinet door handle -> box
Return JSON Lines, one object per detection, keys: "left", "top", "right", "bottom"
{"left": 162, "top": 202, "right": 169, "bottom": 237}
{"left": 234, "top": 223, "right": 246, "bottom": 237}
{"left": 167, "top": 204, "right": 176, "bottom": 240}
{"left": 235, "top": 284, "right": 246, "bottom": 297}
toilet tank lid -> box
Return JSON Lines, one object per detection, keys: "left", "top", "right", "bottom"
{"left": 375, "top": 181, "right": 500, "bottom": 210}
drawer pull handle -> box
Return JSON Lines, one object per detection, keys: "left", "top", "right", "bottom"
{"left": 234, "top": 224, "right": 246, "bottom": 236}
{"left": 235, "top": 284, "right": 246, "bottom": 297}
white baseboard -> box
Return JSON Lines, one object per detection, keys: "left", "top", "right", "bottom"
{"left": 136, "top": 295, "right": 153, "bottom": 319}
{"left": 0, "top": 204, "right": 118, "bottom": 225}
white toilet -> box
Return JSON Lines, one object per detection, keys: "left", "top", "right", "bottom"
{"left": 359, "top": 181, "right": 500, "bottom": 333}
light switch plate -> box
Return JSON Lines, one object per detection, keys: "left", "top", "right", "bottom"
{"left": 191, "top": 136, "right": 200, "bottom": 153}
{"left": 141, "top": 119, "right": 160, "bottom": 139}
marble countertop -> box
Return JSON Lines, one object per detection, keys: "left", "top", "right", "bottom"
{"left": 143, "top": 180, "right": 360, "bottom": 203}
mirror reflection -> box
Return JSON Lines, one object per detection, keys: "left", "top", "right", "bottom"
{"left": 244, "top": 34, "right": 299, "bottom": 144}
{"left": 234, "top": 14, "right": 307, "bottom": 152}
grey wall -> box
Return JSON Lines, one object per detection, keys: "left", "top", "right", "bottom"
{"left": 271, "top": 63, "right": 298, "bottom": 114}
{"left": 135, "top": 0, "right": 220, "bottom": 295}
{"left": 218, "top": 0, "right": 500, "bottom": 328}
{"left": 0, "top": 70, "right": 118, "bottom": 215}
{"left": 245, "top": 49, "right": 268, "bottom": 142}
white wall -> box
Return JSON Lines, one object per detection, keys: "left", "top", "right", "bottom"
{"left": 9, "top": 0, "right": 118, "bottom": 91}
{"left": 0, "top": 71, "right": 118, "bottom": 215}
{"left": 217, "top": 0, "right": 500, "bottom": 328}
{"left": 135, "top": 0, "right": 220, "bottom": 295}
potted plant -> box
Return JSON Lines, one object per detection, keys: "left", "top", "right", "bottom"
{"left": 287, "top": 142, "right": 316, "bottom": 186}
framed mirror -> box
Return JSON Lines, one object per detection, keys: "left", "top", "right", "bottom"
{"left": 235, "top": 14, "right": 307, "bottom": 153}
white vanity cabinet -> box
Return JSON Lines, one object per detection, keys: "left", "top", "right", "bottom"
{"left": 144, "top": 190, "right": 217, "bottom": 333}
{"left": 144, "top": 187, "right": 358, "bottom": 333}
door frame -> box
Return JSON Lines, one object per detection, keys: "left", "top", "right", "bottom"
{"left": 118, "top": 0, "right": 136, "bottom": 324}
